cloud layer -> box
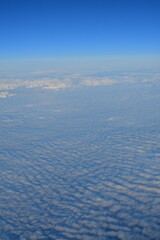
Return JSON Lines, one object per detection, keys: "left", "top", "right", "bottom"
{"left": 0, "top": 70, "right": 160, "bottom": 98}
{"left": 0, "top": 68, "right": 160, "bottom": 239}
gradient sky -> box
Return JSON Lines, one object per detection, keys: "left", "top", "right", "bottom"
{"left": 1, "top": 0, "right": 160, "bottom": 61}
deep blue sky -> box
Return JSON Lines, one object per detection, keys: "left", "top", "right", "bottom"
{"left": 1, "top": 0, "right": 160, "bottom": 61}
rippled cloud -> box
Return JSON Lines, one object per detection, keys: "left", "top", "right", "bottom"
{"left": 0, "top": 129, "right": 160, "bottom": 239}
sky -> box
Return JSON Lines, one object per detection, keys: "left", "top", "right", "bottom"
{"left": 0, "top": 0, "right": 160, "bottom": 68}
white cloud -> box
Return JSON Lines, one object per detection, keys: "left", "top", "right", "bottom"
{"left": 0, "top": 91, "right": 15, "bottom": 98}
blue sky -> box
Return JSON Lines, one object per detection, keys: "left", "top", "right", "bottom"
{"left": 1, "top": 0, "right": 160, "bottom": 63}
